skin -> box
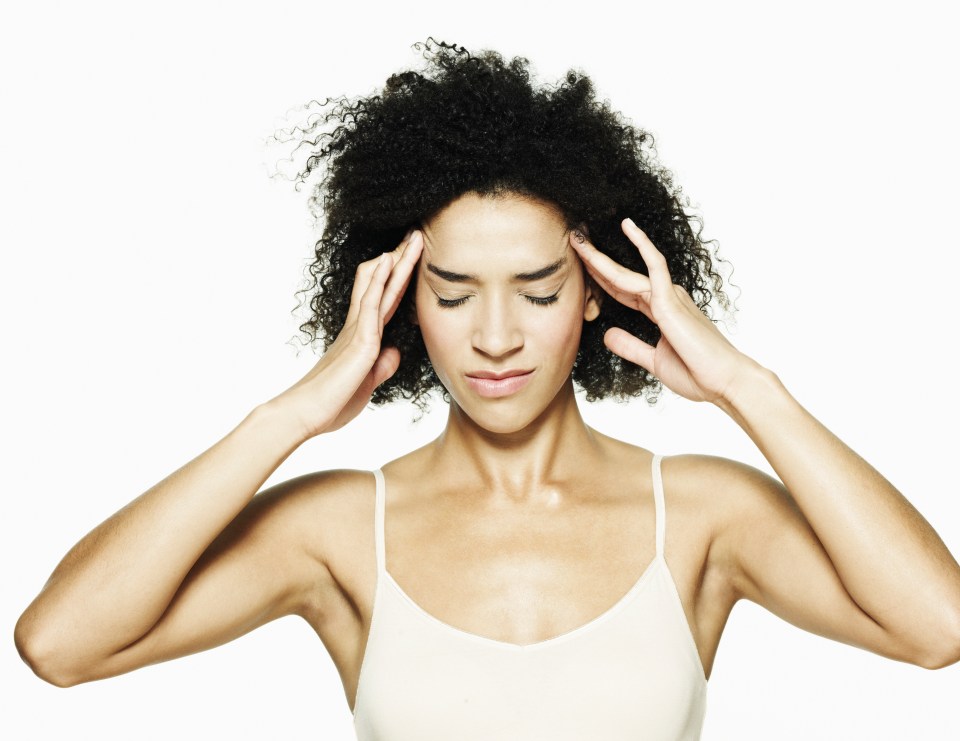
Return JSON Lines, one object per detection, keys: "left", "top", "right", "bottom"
{"left": 15, "top": 190, "right": 960, "bottom": 719}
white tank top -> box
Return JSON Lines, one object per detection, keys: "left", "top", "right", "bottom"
{"left": 352, "top": 454, "right": 708, "bottom": 740}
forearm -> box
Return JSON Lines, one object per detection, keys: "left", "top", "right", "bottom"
{"left": 718, "top": 362, "right": 960, "bottom": 646}
{"left": 15, "top": 401, "right": 306, "bottom": 665}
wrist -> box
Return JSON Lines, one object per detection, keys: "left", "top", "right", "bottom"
{"left": 715, "top": 359, "right": 783, "bottom": 420}
{"left": 247, "top": 397, "right": 315, "bottom": 450}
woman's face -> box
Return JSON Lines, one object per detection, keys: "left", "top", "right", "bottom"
{"left": 414, "top": 191, "right": 601, "bottom": 434}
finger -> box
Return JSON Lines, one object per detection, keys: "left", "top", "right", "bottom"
{"left": 370, "top": 345, "right": 401, "bottom": 388}
{"left": 621, "top": 218, "right": 674, "bottom": 293}
{"left": 572, "top": 241, "right": 655, "bottom": 319}
{"left": 580, "top": 257, "right": 654, "bottom": 316}
{"left": 356, "top": 253, "right": 393, "bottom": 341}
{"left": 345, "top": 230, "right": 418, "bottom": 326}
{"left": 569, "top": 231, "right": 651, "bottom": 295}
{"left": 380, "top": 230, "right": 423, "bottom": 324}
{"left": 604, "top": 327, "right": 656, "bottom": 373}
{"left": 345, "top": 257, "right": 383, "bottom": 326}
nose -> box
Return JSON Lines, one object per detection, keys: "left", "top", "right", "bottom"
{"left": 471, "top": 294, "right": 524, "bottom": 359}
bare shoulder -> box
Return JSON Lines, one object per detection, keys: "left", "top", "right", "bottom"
{"left": 269, "top": 468, "right": 377, "bottom": 567}
{"left": 591, "top": 435, "right": 760, "bottom": 508}
{"left": 661, "top": 454, "right": 795, "bottom": 535}
{"left": 660, "top": 452, "right": 779, "bottom": 512}
{"left": 662, "top": 448, "right": 773, "bottom": 478}
{"left": 661, "top": 453, "right": 809, "bottom": 598}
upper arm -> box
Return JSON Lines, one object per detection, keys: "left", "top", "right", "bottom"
{"left": 71, "top": 470, "right": 352, "bottom": 686}
{"left": 704, "top": 456, "right": 926, "bottom": 667}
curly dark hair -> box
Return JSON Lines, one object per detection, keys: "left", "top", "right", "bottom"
{"left": 276, "top": 37, "right": 731, "bottom": 413}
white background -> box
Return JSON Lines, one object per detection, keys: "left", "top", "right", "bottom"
{"left": 4, "top": 1, "right": 959, "bottom": 738}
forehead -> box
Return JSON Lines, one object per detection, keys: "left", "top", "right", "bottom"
{"left": 420, "top": 192, "right": 570, "bottom": 275}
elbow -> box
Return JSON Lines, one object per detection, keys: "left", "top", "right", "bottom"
{"left": 917, "top": 618, "right": 960, "bottom": 671}
{"left": 14, "top": 612, "right": 83, "bottom": 688}
{"left": 921, "top": 649, "right": 960, "bottom": 671}
{"left": 921, "top": 646, "right": 960, "bottom": 671}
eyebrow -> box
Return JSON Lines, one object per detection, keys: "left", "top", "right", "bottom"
{"left": 425, "top": 256, "right": 568, "bottom": 283}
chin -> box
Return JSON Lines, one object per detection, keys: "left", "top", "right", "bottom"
{"left": 453, "top": 403, "right": 542, "bottom": 436}
{"left": 476, "top": 408, "right": 542, "bottom": 435}
{"left": 446, "top": 381, "right": 569, "bottom": 436}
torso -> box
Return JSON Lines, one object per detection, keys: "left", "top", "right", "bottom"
{"left": 299, "top": 433, "right": 740, "bottom": 713}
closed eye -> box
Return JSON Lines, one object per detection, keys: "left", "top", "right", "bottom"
{"left": 524, "top": 293, "right": 560, "bottom": 306}
{"left": 436, "top": 296, "right": 470, "bottom": 308}
{"left": 435, "top": 292, "right": 560, "bottom": 308}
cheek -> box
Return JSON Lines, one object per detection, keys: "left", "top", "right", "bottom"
{"left": 537, "top": 279, "right": 588, "bottom": 348}
{"left": 537, "top": 304, "right": 585, "bottom": 359}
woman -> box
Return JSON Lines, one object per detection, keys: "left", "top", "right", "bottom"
{"left": 14, "top": 38, "right": 960, "bottom": 740}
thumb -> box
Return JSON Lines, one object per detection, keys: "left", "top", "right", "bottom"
{"left": 370, "top": 346, "right": 402, "bottom": 388}
{"left": 604, "top": 327, "right": 655, "bottom": 373}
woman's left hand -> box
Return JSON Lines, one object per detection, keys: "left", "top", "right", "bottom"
{"left": 570, "top": 218, "right": 757, "bottom": 404}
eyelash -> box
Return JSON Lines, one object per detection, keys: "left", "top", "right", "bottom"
{"left": 436, "top": 293, "right": 560, "bottom": 308}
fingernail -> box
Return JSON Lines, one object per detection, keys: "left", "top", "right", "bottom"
{"left": 572, "top": 229, "right": 586, "bottom": 244}
{"left": 625, "top": 217, "right": 637, "bottom": 229}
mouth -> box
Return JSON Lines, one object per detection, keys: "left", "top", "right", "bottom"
{"left": 466, "top": 369, "right": 533, "bottom": 380}
{"left": 464, "top": 369, "right": 535, "bottom": 398}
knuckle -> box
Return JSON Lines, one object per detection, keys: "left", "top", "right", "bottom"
{"left": 357, "top": 260, "right": 374, "bottom": 277}
{"left": 358, "top": 288, "right": 375, "bottom": 307}
{"left": 356, "top": 257, "right": 381, "bottom": 276}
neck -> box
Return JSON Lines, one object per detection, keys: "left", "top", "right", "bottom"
{"left": 427, "top": 380, "right": 603, "bottom": 504}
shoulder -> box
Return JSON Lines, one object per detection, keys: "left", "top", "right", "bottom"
{"left": 221, "top": 468, "right": 376, "bottom": 565}
{"left": 255, "top": 467, "right": 374, "bottom": 514}
{"left": 660, "top": 453, "right": 801, "bottom": 597}
{"left": 660, "top": 453, "right": 777, "bottom": 497}
{"left": 659, "top": 453, "right": 786, "bottom": 525}
{"left": 248, "top": 468, "right": 377, "bottom": 569}
{"left": 240, "top": 468, "right": 378, "bottom": 627}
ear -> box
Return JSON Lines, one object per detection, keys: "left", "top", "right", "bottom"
{"left": 583, "top": 273, "right": 603, "bottom": 322}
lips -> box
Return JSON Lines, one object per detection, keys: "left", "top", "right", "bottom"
{"left": 465, "top": 369, "right": 533, "bottom": 380}
{"left": 464, "top": 369, "right": 535, "bottom": 398}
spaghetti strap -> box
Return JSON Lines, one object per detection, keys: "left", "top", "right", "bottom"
{"left": 651, "top": 454, "right": 666, "bottom": 558}
{"left": 372, "top": 469, "right": 386, "bottom": 574}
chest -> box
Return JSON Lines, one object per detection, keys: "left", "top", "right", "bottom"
{"left": 384, "top": 496, "right": 660, "bottom": 645}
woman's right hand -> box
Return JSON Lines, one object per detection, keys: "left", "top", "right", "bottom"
{"left": 270, "top": 228, "right": 423, "bottom": 439}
